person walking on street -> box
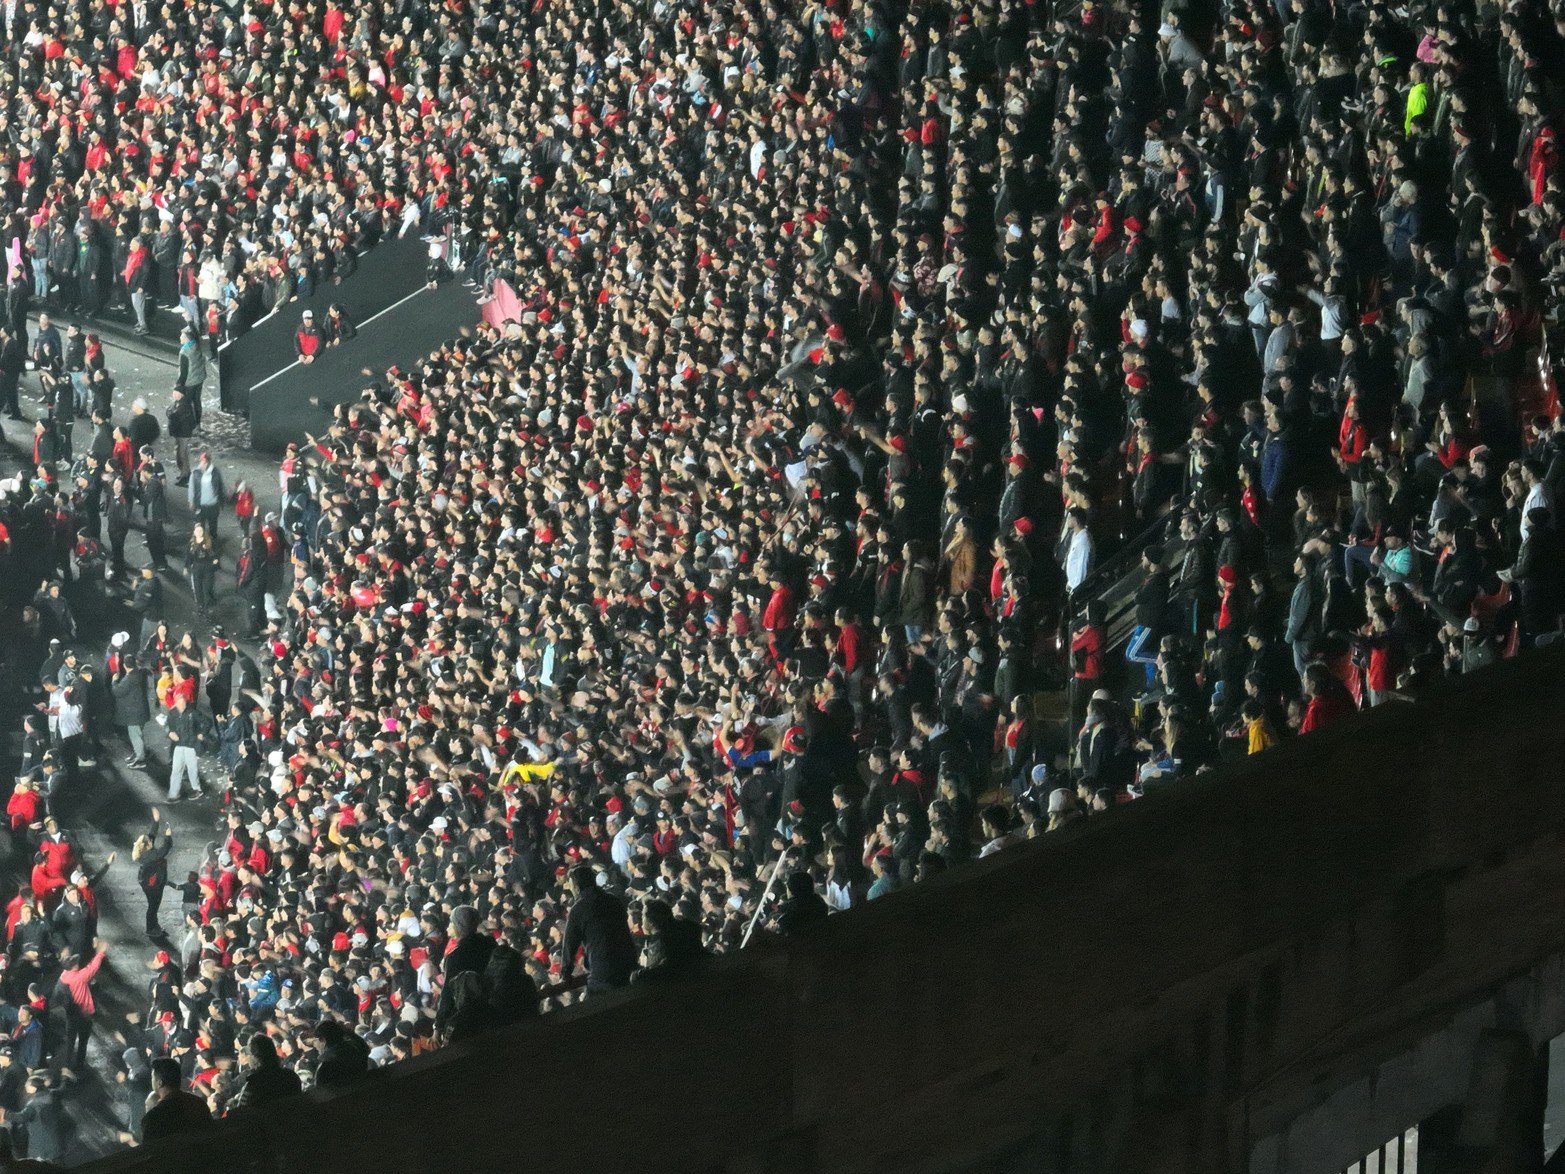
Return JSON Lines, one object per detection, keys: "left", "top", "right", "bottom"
{"left": 188, "top": 452, "right": 224, "bottom": 538}
{"left": 139, "top": 465, "right": 169, "bottom": 570}
{"left": 165, "top": 694, "right": 206, "bottom": 801}
{"left": 58, "top": 939, "right": 107, "bottom": 1071}
{"left": 132, "top": 811, "right": 172, "bottom": 936}
{"left": 175, "top": 326, "right": 207, "bottom": 426}
{"left": 129, "top": 565, "right": 163, "bottom": 645}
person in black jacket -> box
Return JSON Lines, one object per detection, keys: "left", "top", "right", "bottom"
{"left": 105, "top": 475, "right": 133, "bottom": 578}
{"left": 75, "top": 227, "right": 104, "bottom": 317}
{"left": 126, "top": 397, "right": 160, "bottom": 453}
{"left": 234, "top": 1035, "right": 301, "bottom": 1109}
{"left": 442, "top": 972, "right": 501, "bottom": 1042}
{"left": 323, "top": 303, "right": 356, "bottom": 347}
{"left": 0, "top": 325, "right": 25, "bottom": 420}
{"left": 311, "top": 1019, "right": 371, "bottom": 1090}
{"left": 129, "top": 567, "right": 163, "bottom": 645}
{"left": 138, "top": 467, "right": 169, "bottom": 570}
{"left": 132, "top": 812, "right": 172, "bottom": 936}
{"left": 1127, "top": 545, "right": 1168, "bottom": 689}
{"left": 433, "top": 904, "right": 495, "bottom": 1033}
{"left": 560, "top": 864, "right": 637, "bottom": 992}
{"left": 483, "top": 943, "right": 539, "bottom": 1024}
{"left": 773, "top": 868, "right": 829, "bottom": 936}
{"left": 166, "top": 388, "right": 197, "bottom": 485}
{"left": 634, "top": 899, "right": 706, "bottom": 982}
{"left": 50, "top": 885, "right": 93, "bottom": 957}
{"left": 139, "top": 1058, "right": 212, "bottom": 1143}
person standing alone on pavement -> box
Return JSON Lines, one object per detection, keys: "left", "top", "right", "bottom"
{"left": 165, "top": 693, "right": 207, "bottom": 801}
{"left": 113, "top": 649, "right": 153, "bottom": 767}
{"left": 188, "top": 452, "right": 224, "bottom": 538}
{"left": 0, "top": 325, "right": 25, "bottom": 421}
{"left": 167, "top": 387, "right": 196, "bottom": 486}
{"left": 133, "top": 810, "right": 172, "bottom": 936}
{"left": 175, "top": 325, "right": 207, "bottom": 427}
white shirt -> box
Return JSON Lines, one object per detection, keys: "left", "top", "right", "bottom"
{"left": 1065, "top": 528, "right": 1094, "bottom": 593}
{"left": 824, "top": 879, "right": 854, "bottom": 911}
{"left": 1522, "top": 481, "right": 1554, "bottom": 542}
{"left": 610, "top": 821, "right": 638, "bottom": 870}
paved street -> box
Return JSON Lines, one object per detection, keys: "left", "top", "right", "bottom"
{"left": 0, "top": 315, "right": 279, "bottom": 1161}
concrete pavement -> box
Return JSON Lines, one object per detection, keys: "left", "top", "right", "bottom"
{"left": 0, "top": 324, "right": 281, "bottom": 1161}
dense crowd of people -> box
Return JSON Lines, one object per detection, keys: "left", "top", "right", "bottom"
{"left": 0, "top": 0, "right": 1560, "bottom": 1160}
{"left": 0, "top": 0, "right": 496, "bottom": 346}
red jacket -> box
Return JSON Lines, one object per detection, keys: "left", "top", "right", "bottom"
{"left": 1070, "top": 622, "right": 1104, "bottom": 680}
{"left": 835, "top": 622, "right": 862, "bottom": 673}
{"left": 1300, "top": 690, "right": 1353, "bottom": 734}
{"left": 295, "top": 324, "right": 322, "bottom": 358}
{"left": 1338, "top": 415, "right": 1369, "bottom": 464}
{"left": 761, "top": 585, "right": 795, "bottom": 632}
{"left": 6, "top": 788, "right": 39, "bottom": 830}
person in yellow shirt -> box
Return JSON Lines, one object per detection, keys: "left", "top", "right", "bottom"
{"left": 497, "top": 758, "right": 556, "bottom": 791}
{"left": 1241, "top": 699, "right": 1279, "bottom": 754}
{"left": 1404, "top": 63, "right": 1431, "bottom": 135}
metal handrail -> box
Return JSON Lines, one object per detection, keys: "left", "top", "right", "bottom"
{"left": 1068, "top": 511, "right": 1173, "bottom": 614}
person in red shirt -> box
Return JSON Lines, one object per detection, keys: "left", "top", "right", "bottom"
{"left": 295, "top": 309, "right": 323, "bottom": 363}
{"left": 1069, "top": 604, "right": 1105, "bottom": 684}
{"left": 1300, "top": 663, "right": 1355, "bottom": 734}
{"left": 234, "top": 480, "right": 255, "bottom": 538}
{"left": 1354, "top": 602, "right": 1404, "bottom": 708}
{"left": 761, "top": 576, "right": 795, "bottom": 639}
{"left": 650, "top": 812, "right": 678, "bottom": 855}
{"left": 1337, "top": 397, "right": 1369, "bottom": 469}
{"left": 59, "top": 941, "right": 108, "bottom": 1068}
